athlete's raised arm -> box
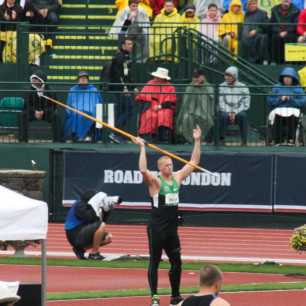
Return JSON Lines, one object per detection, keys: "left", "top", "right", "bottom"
{"left": 175, "top": 126, "right": 202, "bottom": 184}
{"left": 132, "top": 137, "right": 160, "bottom": 193}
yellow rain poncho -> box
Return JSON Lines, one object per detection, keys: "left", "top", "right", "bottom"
{"left": 218, "top": 0, "right": 244, "bottom": 55}
{"left": 115, "top": 0, "right": 153, "bottom": 18}
{"left": 181, "top": 14, "right": 200, "bottom": 31}
{"left": 149, "top": 8, "right": 182, "bottom": 60}
{"left": 0, "top": 31, "right": 46, "bottom": 65}
{"left": 299, "top": 66, "right": 306, "bottom": 89}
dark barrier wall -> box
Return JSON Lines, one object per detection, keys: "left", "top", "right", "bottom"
{"left": 275, "top": 154, "right": 306, "bottom": 211}
{"left": 60, "top": 150, "right": 277, "bottom": 212}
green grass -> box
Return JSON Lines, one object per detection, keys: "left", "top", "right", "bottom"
{"left": 47, "top": 281, "right": 306, "bottom": 300}
{"left": 1, "top": 257, "right": 306, "bottom": 276}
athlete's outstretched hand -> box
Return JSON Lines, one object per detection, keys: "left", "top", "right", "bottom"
{"left": 193, "top": 125, "right": 202, "bottom": 141}
{"left": 132, "top": 136, "right": 146, "bottom": 147}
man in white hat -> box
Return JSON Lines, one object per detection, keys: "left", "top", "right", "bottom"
{"left": 0, "top": 282, "right": 20, "bottom": 306}
{"left": 136, "top": 67, "right": 177, "bottom": 143}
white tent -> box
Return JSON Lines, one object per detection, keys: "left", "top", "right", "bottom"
{"left": 0, "top": 185, "right": 48, "bottom": 306}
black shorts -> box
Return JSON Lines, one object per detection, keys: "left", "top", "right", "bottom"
{"left": 147, "top": 226, "right": 181, "bottom": 259}
{"left": 66, "top": 221, "right": 102, "bottom": 249}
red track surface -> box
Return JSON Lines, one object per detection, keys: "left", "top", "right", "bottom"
{"left": 44, "top": 224, "right": 303, "bottom": 263}
{"left": 2, "top": 224, "right": 306, "bottom": 306}
{"left": 2, "top": 265, "right": 305, "bottom": 292}
{"left": 48, "top": 290, "right": 306, "bottom": 306}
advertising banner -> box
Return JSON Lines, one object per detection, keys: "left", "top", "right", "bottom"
{"left": 63, "top": 151, "right": 273, "bottom": 212}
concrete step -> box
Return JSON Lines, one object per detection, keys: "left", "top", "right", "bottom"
{"left": 47, "top": 74, "right": 101, "bottom": 81}
{"left": 51, "top": 45, "right": 116, "bottom": 56}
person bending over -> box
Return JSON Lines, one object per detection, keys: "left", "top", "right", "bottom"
{"left": 65, "top": 190, "right": 122, "bottom": 260}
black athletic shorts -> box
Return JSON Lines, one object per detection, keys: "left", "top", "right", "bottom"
{"left": 66, "top": 221, "right": 102, "bottom": 249}
{"left": 147, "top": 226, "right": 181, "bottom": 258}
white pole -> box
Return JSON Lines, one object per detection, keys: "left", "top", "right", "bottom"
{"left": 41, "top": 239, "right": 47, "bottom": 306}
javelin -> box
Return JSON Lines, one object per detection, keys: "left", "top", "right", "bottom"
{"left": 42, "top": 94, "right": 216, "bottom": 175}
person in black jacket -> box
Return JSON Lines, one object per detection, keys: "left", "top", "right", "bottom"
{"left": 270, "top": 0, "right": 300, "bottom": 64}
{"left": 64, "top": 190, "right": 122, "bottom": 260}
{"left": 239, "top": 0, "right": 269, "bottom": 64}
{"left": 0, "top": 0, "right": 25, "bottom": 28}
{"left": 21, "top": 70, "right": 62, "bottom": 142}
{"left": 24, "top": 0, "right": 60, "bottom": 25}
{"left": 107, "top": 37, "right": 136, "bottom": 143}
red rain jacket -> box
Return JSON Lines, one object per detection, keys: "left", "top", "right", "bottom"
{"left": 151, "top": 0, "right": 179, "bottom": 16}
{"left": 136, "top": 79, "right": 177, "bottom": 135}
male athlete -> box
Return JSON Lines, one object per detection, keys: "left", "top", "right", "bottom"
{"left": 178, "top": 265, "right": 230, "bottom": 306}
{"left": 65, "top": 190, "right": 122, "bottom": 260}
{"left": 133, "top": 126, "right": 201, "bottom": 306}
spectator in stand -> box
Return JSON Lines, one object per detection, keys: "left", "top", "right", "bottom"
{"left": 181, "top": 4, "right": 200, "bottom": 31}
{"left": 22, "top": 70, "right": 62, "bottom": 142}
{"left": 0, "top": 0, "right": 24, "bottom": 28}
{"left": 64, "top": 71, "right": 103, "bottom": 142}
{"left": 110, "top": 0, "right": 150, "bottom": 62}
{"left": 24, "top": 0, "right": 60, "bottom": 25}
{"left": 107, "top": 37, "right": 135, "bottom": 143}
{"left": 151, "top": 0, "right": 179, "bottom": 16}
{"left": 267, "top": 67, "right": 306, "bottom": 145}
{"left": 298, "top": 65, "right": 306, "bottom": 89}
{"left": 240, "top": 0, "right": 269, "bottom": 64}
{"left": 218, "top": 0, "right": 244, "bottom": 55}
{"left": 297, "top": 8, "right": 306, "bottom": 42}
{"left": 176, "top": 69, "right": 215, "bottom": 144}
{"left": 219, "top": 66, "right": 250, "bottom": 146}
{"left": 194, "top": 0, "right": 224, "bottom": 18}
{"left": 270, "top": 0, "right": 300, "bottom": 64}
{"left": 136, "top": 67, "right": 177, "bottom": 143}
{"left": 150, "top": 0, "right": 181, "bottom": 60}
{"left": 200, "top": 3, "right": 221, "bottom": 41}
{"left": 258, "top": 0, "right": 302, "bottom": 18}
{"left": 115, "top": 0, "right": 153, "bottom": 18}
{"left": 0, "top": 31, "right": 46, "bottom": 65}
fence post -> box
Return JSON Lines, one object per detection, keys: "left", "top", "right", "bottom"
{"left": 16, "top": 22, "right": 29, "bottom": 82}
{"left": 213, "top": 84, "right": 220, "bottom": 148}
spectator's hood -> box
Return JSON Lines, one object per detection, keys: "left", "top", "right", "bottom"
{"left": 225, "top": 66, "right": 239, "bottom": 80}
{"left": 30, "top": 70, "right": 47, "bottom": 90}
{"left": 229, "top": 0, "right": 243, "bottom": 13}
{"left": 279, "top": 67, "right": 300, "bottom": 85}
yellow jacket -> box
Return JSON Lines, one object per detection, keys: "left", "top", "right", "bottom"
{"left": 0, "top": 31, "right": 46, "bottom": 64}
{"left": 181, "top": 15, "right": 200, "bottom": 31}
{"left": 218, "top": 0, "right": 244, "bottom": 38}
{"left": 150, "top": 8, "right": 182, "bottom": 58}
{"left": 115, "top": 0, "right": 153, "bottom": 17}
{"left": 299, "top": 66, "right": 306, "bottom": 89}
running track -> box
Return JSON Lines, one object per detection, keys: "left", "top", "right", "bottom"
{"left": 3, "top": 266, "right": 306, "bottom": 292}
{"left": 48, "top": 291, "right": 306, "bottom": 306}
{"left": 26, "top": 224, "right": 306, "bottom": 264}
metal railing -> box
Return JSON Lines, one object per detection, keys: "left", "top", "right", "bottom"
{"left": 0, "top": 83, "right": 305, "bottom": 147}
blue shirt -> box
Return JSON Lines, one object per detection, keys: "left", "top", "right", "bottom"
{"left": 64, "top": 204, "right": 84, "bottom": 230}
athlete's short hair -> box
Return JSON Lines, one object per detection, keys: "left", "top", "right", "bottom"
{"left": 157, "top": 155, "right": 172, "bottom": 168}
{"left": 199, "top": 265, "right": 223, "bottom": 287}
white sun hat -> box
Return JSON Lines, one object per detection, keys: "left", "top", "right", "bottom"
{"left": 0, "top": 282, "right": 20, "bottom": 304}
{"left": 151, "top": 67, "right": 171, "bottom": 80}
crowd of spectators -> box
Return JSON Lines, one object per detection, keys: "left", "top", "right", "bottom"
{"left": 0, "top": 0, "right": 61, "bottom": 64}
{"left": 111, "top": 0, "right": 306, "bottom": 64}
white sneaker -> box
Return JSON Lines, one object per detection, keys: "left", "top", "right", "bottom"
{"left": 151, "top": 295, "right": 160, "bottom": 306}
